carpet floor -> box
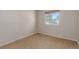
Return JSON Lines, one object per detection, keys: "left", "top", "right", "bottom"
{"left": 0, "top": 33, "right": 79, "bottom": 49}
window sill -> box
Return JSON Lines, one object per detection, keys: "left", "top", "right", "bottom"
{"left": 45, "top": 22, "right": 59, "bottom": 26}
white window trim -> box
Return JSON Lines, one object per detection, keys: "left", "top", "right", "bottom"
{"left": 45, "top": 11, "right": 60, "bottom": 25}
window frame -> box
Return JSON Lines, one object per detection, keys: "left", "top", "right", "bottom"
{"left": 45, "top": 10, "right": 60, "bottom": 25}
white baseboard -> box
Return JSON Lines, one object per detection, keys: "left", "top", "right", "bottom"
{"left": 38, "top": 32, "right": 77, "bottom": 42}
{"left": 0, "top": 39, "right": 19, "bottom": 47}
{"left": 16, "top": 33, "right": 36, "bottom": 40}
{"left": 0, "top": 33, "right": 36, "bottom": 47}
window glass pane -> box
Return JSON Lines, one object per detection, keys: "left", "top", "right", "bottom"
{"left": 45, "top": 12, "right": 60, "bottom": 25}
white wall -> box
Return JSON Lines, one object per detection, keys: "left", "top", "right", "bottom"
{"left": 0, "top": 10, "right": 36, "bottom": 46}
{"left": 60, "top": 11, "right": 77, "bottom": 40}
{"left": 78, "top": 11, "right": 79, "bottom": 42}
{"left": 37, "top": 10, "right": 78, "bottom": 41}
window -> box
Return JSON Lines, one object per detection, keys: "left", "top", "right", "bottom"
{"left": 45, "top": 11, "right": 60, "bottom": 25}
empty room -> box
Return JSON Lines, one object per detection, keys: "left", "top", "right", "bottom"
{"left": 0, "top": 10, "right": 79, "bottom": 49}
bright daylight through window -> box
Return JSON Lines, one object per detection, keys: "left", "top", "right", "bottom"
{"left": 45, "top": 11, "right": 60, "bottom": 25}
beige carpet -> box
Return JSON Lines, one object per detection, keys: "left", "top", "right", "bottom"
{"left": 0, "top": 33, "right": 79, "bottom": 49}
